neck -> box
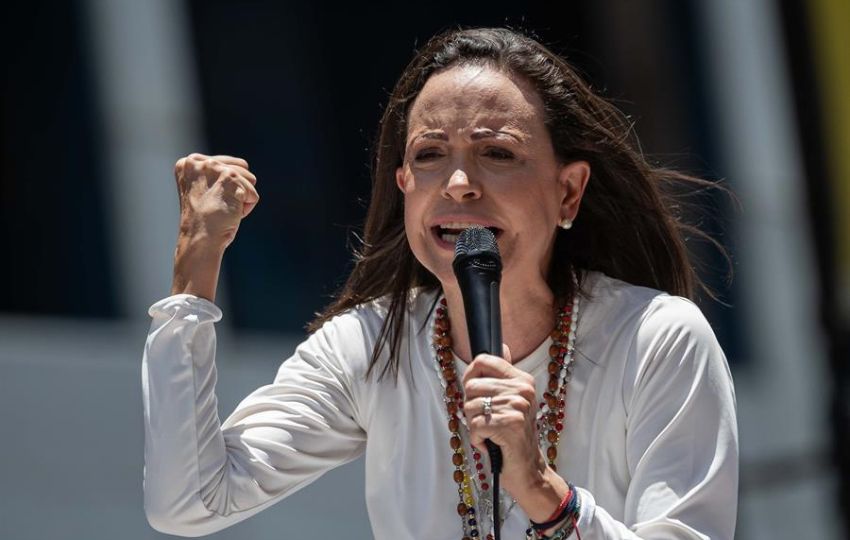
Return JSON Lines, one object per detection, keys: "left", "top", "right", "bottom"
{"left": 443, "top": 274, "right": 557, "bottom": 364}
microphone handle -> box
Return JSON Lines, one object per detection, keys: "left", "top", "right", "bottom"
{"left": 456, "top": 263, "right": 504, "bottom": 539}
{"left": 483, "top": 281, "right": 503, "bottom": 473}
{"left": 459, "top": 270, "right": 504, "bottom": 474}
{"left": 460, "top": 270, "right": 502, "bottom": 356}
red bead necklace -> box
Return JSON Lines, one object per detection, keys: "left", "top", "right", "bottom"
{"left": 432, "top": 284, "right": 580, "bottom": 540}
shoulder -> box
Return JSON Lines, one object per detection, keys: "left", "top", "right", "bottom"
{"left": 303, "top": 287, "right": 441, "bottom": 378}
{"left": 578, "top": 272, "right": 733, "bottom": 421}
{"left": 317, "top": 287, "right": 440, "bottom": 342}
{"left": 587, "top": 271, "right": 731, "bottom": 401}
{"left": 579, "top": 270, "right": 725, "bottom": 384}
{"left": 580, "top": 270, "right": 714, "bottom": 346}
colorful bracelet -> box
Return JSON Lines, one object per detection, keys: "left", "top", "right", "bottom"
{"left": 529, "top": 485, "right": 581, "bottom": 540}
{"left": 530, "top": 483, "right": 576, "bottom": 531}
{"left": 541, "top": 515, "right": 577, "bottom": 540}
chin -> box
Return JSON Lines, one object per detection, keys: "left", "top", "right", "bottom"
{"left": 411, "top": 249, "right": 455, "bottom": 288}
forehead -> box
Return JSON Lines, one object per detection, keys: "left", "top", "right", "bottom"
{"left": 407, "top": 65, "right": 545, "bottom": 135}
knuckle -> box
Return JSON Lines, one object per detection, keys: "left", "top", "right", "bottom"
{"left": 518, "top": 383, "right": 536, "bottom": 401}
{"left": 188, "top": 152, "right": 205, "bottom": 161}
{"left": 502, "top": 406, "right": 520, "bottom": 419}
{"left": 510, "top": 411, "right": 527, "bottom": 425}
{"left": 512, "top": 395, "right": 532, "bottom": 413}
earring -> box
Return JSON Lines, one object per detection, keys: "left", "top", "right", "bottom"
{"left": 559, "top": 217, "right": 573, "bottom": 230}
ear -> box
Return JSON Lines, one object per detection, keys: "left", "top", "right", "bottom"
{"left": 557, "top": 160, "right": 590, "bottom": 224}
{"left": 395, "top": 166, "right": 406, "bottom": 193}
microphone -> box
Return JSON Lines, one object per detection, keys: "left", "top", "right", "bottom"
{"left": 452, "top": 227, "right": 503, "bottom": 363}
{"left": 452, "top": 226, "right": 504, "bottom": 539}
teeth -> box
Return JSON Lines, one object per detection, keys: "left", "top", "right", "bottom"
{"left": 436, "top": 223, "right": 499, "bottom": 244}
{"left": 439, "top": 222, "right": 489, "bottom": 230}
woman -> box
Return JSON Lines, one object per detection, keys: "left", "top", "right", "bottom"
{"left": 143, "top": 27, "right": 738, "bottom": 539}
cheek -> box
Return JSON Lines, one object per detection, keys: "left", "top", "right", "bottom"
{"left": 507, "top": 186, "right": 560, "bottom": 228}
{"left": 401, "top": 193, "right": 428, "bottom": 248}
{"left": 500, "top": 192, "right": 560, "bottom": 260}
{"left": 523, "top": 175, "right": 563, "bottom": 225}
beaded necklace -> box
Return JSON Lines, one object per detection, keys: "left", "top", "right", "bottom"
{"left": 431, "top": 277, "right": 580, "bottom": 540}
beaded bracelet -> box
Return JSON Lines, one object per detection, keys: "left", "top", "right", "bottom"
{"left": 534, "top": 487, "right": 581, "bottom": 540}
{"left": 530, "top": 484, "right": 576, "bottom": 531}
{"left": 539, "top": 514, "right": 578, "bottom": 540}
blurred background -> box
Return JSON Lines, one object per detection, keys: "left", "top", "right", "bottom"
{"left": 1, "top": 0, "right": 847, "bottom": 538}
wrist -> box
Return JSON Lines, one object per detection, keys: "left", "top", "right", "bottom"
{"left": 171, "top": 234, "right": 225, "bottom": 301}
{"left": 530, "top": 483, "right": 579, "bottom": 537}
{"left": 512, "top": 464, "right": 569, "bottom": 524}
{"left": 176, "top": 223, "right": 228, "bottom": 254}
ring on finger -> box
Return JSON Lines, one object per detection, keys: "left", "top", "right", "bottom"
{"left": 482, "top": 396, "right": 493, "bottom": 417}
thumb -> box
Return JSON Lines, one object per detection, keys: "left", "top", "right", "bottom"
{"left": 502, "top": 343, "right": 512, "bottom": 364}
{"left": 241, "top": 201, "right": 257, "bottom": 218}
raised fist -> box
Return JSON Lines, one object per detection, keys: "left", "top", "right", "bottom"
{"left": 173, "top": 153, "right": 259, "bottom": 250}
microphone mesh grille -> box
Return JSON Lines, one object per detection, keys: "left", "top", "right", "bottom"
{"left": 454, "top": 226, "right": 500, "bottom": 259}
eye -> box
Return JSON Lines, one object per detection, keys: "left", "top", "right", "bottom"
{"left": 484, "top": 147, "right": 515, "bottom": 160}
{"left": 413, "top": 148, "right": 444, "bottom": 161}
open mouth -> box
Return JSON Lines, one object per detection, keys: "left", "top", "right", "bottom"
{"left": 432, "top": 223, "right": 502, "bottom": 245}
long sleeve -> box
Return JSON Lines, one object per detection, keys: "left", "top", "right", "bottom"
{"left": 142, "top": 294, "right": 367, "bottom": 537}
{"left": 570, "top": 295, "right": 739, "bottom": 540}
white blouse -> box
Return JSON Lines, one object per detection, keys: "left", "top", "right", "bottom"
{"left": 142, "top": 270, "right": 738, "bottom": 539}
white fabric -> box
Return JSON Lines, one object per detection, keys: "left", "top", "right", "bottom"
{"left": 142, "top": 270, "right": 738, "bottom": 539}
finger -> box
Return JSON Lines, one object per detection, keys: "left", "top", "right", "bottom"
{"left": 222, "top": 177, "right": 260, "bottom": 214}
{"left": 217, "top": 167, "right": 258, "bottom": 197}
{"left": 222, "top": 164, "right": 257, "bottom": 185}
{"left": 469, "top": 432, "right": 490, "bottom": 453}
{"left": 241, "top": 187, "right": 260, "bottom": 218}
{"left": 465, "top": 388, "right": 536, "bottom": 418}
{"left": 502, "top": 343, "right": 512, "bottom": 364}
{"left": 463, "top": 377, "right": 510, "bottom": 400}
{"left": 464, "top": 395, "right": 501, "bottom": 418}
{"left": 209, "top": 154, "right": 250, "bottom": 169}
{"left": 462, "top": 353, "right": 512, "bottom": 386}
{"left": 230, "top": 177, "right": 260, "bottom": 204}
{"left": 174, "top": 157, "right": 188, "bottom": 176}
{"left": 209, "top": 161, "right": 257, "bottom": 186}
{"left": 186, "top": 153, "right": 251, "bottom": 172}
{"left": 467, "top": 416, "right": 499, "bottom": 450}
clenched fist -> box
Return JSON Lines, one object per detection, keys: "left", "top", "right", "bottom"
{"left": 174, "top": 153, "right": 259, "bottom": 250}
{"left": 169, "top": 153, "right": 258, "bottom": 301}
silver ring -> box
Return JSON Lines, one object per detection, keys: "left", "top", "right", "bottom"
{"left": 482, "top": 396, "right": 493, "bottom": 417}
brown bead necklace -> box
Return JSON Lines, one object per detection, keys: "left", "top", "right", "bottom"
{"left": 431, "top": 279, "right": 580, "bottom": 540}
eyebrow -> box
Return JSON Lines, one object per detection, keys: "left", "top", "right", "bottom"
{"left": 471, "top": 128, "right": 522, "bottom": 141}
{"left": 411, "top": 128, "right": 524, "bottom": 144}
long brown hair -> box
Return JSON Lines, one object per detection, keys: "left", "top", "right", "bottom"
{"left": 309, "top": 27, "right": 731, "bottom": 380}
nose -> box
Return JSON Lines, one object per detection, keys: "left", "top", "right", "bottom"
{"left": 442, "top": 168, "right": 481, "bottom": 201}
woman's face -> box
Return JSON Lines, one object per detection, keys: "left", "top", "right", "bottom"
{"left": 396, "top": 64, "right": 589, "bottom": 290}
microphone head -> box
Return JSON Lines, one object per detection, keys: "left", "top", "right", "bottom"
{"left": 453, "top": 226, "right": 502, "bottom": 272}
